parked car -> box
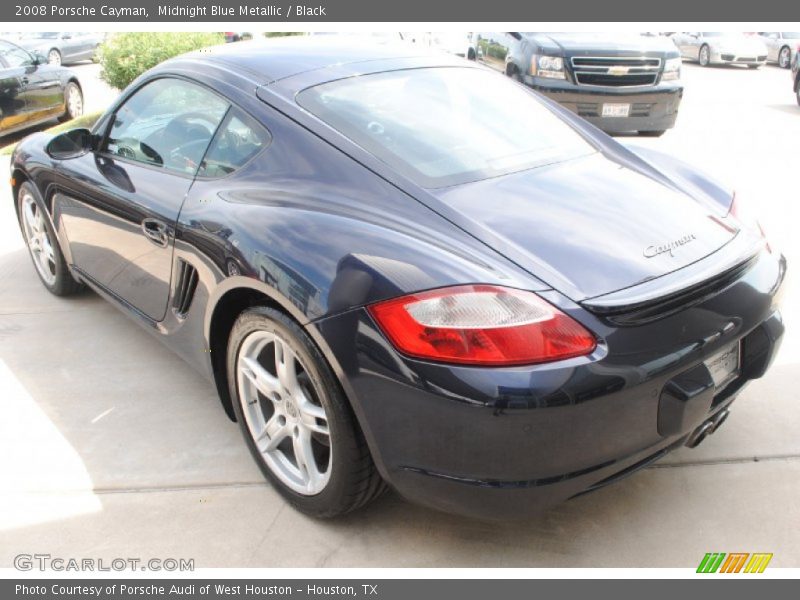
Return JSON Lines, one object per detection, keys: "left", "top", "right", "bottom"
{"left": 0, "top": 39, "right": 83, "bottom": 137}
{"left": 671, "top": 32, "right": 768, "bottom": 68}
{"left": 792, "top": 49, "right": 800, "bottom": 104}
{"left": 759, "top": 32, "right": 800, "bottom": 68}
{"left": 224, "top": 32, "right": 253, "bottom": 43}
{"left": 499, "top": 32, "right": 683, "bottom": 136}
{"left": 10, "top": 39, "right": 785, "bottom": 519}
{"left": 419, "top": 32, "right": 480, "bottom": 60}
{"left": 16, "top": 32, "right": 102, "bottom": 66}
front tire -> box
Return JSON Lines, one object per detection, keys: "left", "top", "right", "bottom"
{"left": 699, "top": 44, "right": 710, "bottom": 67}
{"left": 779, "top": 46, "right": 791, "bottom": 68}
{"left": 47, "top": 48, "right": 62, "bottom": 66}
{"left": 227, "top": 307, "right": 386, "bottom": 517}
{"left": 58, "top": 82, "right": 83, "bottom": 123}
{"left": 17, "top": 182, "right": 83, "bottom": 296}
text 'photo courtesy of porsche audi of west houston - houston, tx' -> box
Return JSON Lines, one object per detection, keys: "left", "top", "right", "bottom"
{"left": 10, "top": 38, "right": 786, "bottom": 518}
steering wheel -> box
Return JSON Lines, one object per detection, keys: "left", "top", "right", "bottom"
{"left": 161, "top": 112, "right": 219, "bottom": 170}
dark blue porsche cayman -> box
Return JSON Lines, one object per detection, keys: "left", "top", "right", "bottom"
{"left": 10, "top": 39, "right": 786, "bottom": 518}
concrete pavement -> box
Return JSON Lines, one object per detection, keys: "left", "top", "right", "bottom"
{"left": 0, "top": 60, "right": 798, "bottom": 568}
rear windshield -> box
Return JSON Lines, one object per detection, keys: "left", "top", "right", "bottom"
{"left": 296, "top": 67, "right": 595, "bottom": 188}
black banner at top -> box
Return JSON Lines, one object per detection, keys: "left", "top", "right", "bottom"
{"left": 1, "top": 0, "right": 796, "bottom": 22}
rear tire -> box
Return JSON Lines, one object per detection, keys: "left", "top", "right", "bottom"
{"left": 699, "top": 44, "right": 710, "bottom": 67}
{"left": 779, "top": 46, "right": 791, "bottom": 68}
{"left": 227, "top": 306, "right": 386, "bottom": 517}
{"left": 16, "top": 182, "right": 83, "bottom": 296}
{"left": 58, "top": 82, "right": 83, "bottom": 123}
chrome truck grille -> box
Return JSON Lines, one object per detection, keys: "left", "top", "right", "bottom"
{"left": 570, "top": 56, "right": 661, "bottom": 87}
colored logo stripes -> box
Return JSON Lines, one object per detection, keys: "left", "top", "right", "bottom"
{"left": 697, "top": 553, "right": 773, "bottom": 573}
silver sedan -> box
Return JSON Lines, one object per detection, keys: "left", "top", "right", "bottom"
{"left": 671, "top": 32, "right": 768, "bottom": 68}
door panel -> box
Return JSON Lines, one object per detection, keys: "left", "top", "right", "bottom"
{"left": 0, "top": 41, "right": 42, "bottom": 131}
{"left": 53, "top": 77, "right": 229, "bottom": 321}
{"left": 0, "top": 65, "right": 29, "bottom": 132}
{"left": 53, "top": 154, "right": 194, "bottom": 320}
{"left": 22, "top": 65, "right": 64, "bottom": 122}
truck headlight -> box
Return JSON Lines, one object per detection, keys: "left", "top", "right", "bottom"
{"left": 662, "top": 57, "right": 681, "bottom": 81}
{"left": 531, "top": 54, "right": 566, "bottom": 79}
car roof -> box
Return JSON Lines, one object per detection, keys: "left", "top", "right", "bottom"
{"left": 169, "top": 37, "right": 441, "bottom": 86}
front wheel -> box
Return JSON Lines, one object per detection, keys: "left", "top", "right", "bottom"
{"left": 47, "top": 48, "right": 61, "bottom": 66}
{"left": 227, "top": 307, "right": 386, "bottom": 517}
{"left": 699, "top": 44, "right": 710, "bottom": 67}
{"left": 58, "top": 82, "right": 83, "bottom": 122}
{"left": 17, "top": 182, "right": 83, "bottom": 296}
{"left": 779, "top": 46, "right": 791, "bottom": 68}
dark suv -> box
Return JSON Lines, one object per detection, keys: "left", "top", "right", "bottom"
{"left": 499, "top": 32, "right": 683, "bottom": 136}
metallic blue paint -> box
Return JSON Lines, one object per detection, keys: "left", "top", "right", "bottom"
{"left": 9, "top": 40, "right": 787, "bottom": 517}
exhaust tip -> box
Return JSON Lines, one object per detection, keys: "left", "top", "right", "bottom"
{"left": 686, "top": 408, "right": 730, "bottom": 448}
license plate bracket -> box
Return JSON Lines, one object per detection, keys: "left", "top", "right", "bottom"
{"left": 705, "top": 342, "right": 741, "bottom": 389}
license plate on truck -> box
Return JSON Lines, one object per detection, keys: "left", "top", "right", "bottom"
{"left": 705, "top": 342, "right": 741, "bottom": 389}
{"left": 602, "top": 103, "right": 631, "bottom": 117}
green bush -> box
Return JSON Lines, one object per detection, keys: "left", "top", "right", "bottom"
{"left": 98, "top": 32, "right": 225, "bottom": 90}
{"left": 478, "top": 40, "right": 508, "bottom": 61}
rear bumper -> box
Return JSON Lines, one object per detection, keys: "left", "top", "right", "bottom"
{"left": 313, "top": 250, "right": 786, "bottom": 518}
{"left": 527, "top": 78, "right": 683, "bottom": 133}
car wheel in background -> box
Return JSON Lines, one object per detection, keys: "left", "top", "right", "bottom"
{"left": 796, "top": 85, "right": 800, "bottom": 106}
{"left": 748, "top": 64, "right": 761, "bottom": 70}
{"left": 47, "top": 48, "right": 62, "bottom": 66}
{"left": 779, "top": 47, "right": 791, "bottom": 69}
{"left": 638, "top": 130, "right": 666, "bottom": 137}
{"left": 16, "top": 182, "right": 83, "bottom": 296}
{"left": 227, "top": 306, "right": 386, "bottom": 517}
{"left": 699, "top": 45, "right": 710, "bottom": 66}
{"left": 58, "top": 82, "right": 83, "bottom": 122}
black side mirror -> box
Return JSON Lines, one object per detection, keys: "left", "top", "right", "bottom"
{"left": 30, "top": 51, "right": 47, "bottom": 66}
{"left": 46, "top": 128, "right": 96, "bottom": 159}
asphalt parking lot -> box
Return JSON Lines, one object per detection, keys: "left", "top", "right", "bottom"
{"left": 0, "top": 59, "right": 798, "bottom": 568}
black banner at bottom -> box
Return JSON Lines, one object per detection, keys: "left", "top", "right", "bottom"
{"left": 2, "top": 579, "right": 796, "bottom": 600}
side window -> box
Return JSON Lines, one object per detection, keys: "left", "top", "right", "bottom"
{"left": 105, "top": 78, "right": 228, "bottom": 175}
{"left": 197, "top": 109, "right": 271, "bottom": 178}
{"left": 0, "top": 42, "right": 34, "bottom": 68}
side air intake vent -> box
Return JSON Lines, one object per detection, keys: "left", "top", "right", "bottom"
{"left": 173, "top": 259, "right": 199, "bottom": 317}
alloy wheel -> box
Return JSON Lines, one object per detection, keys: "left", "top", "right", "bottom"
{"left": 20, "top": 193, "right": 57, "bottom": 286}
{"left": 236, "top": 330, "right": 332, "bottom": 495}
{"left": 779, "top": 47, "right": 791, "bottom": 69}
{"left": 699, "top": 45, "right": 710, "bottom": 67}
{"left": 66, "top": 84, "right": 83, "bottom": 119}
{"left": 48, "top": 49, "right": 61, "bottom": 66}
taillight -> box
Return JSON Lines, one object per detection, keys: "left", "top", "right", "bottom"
{"left": 368, "top": 285, "right": 597, "bottom": 366}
